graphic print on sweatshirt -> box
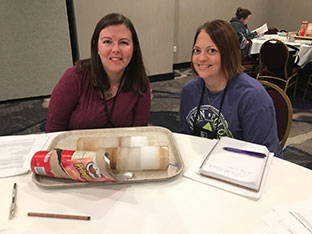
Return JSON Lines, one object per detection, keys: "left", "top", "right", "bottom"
{"left": 186, "top": 104, "right": 233, "bottom": 138}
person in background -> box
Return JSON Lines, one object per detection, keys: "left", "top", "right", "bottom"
{"left": 230, "top": 7, "right": 260, "bottom": 40}
{"left": 179, "top": 19, "right": 283, "bottom": 157}
{"left": 46, "top": 13, "right": 151, "bottom": 133}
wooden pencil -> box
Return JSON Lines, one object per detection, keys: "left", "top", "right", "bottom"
{"left": 27, "top": 212, "right": 91, "bottom": 220}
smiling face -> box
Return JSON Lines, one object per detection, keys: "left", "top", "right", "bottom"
{"left": 192, "top": 30, "right": 222, "bottom": 81}
{"left": 97, "top": 24, "right": 133, "bottom": 80}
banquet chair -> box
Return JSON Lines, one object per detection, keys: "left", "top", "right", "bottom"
{"left": 256, "top": 39, "right": 299, "bottom": 98}
{"left": 242, "top": 56, "right": 259, "bottom": 77}
{"left": 264, "top": 27, "right": 279, "bottom": 35}
{"left": 259, "top": 80, "right": 293, "bottom": 149}
{"left": 303, "top": 74, "right": 312, "bottom": 99}
{"left": 237, "top": 32, "right": 259, "bottom": 76}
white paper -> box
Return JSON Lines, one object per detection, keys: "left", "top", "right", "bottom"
{"left": 199, "top": 137, "right": 269, "bottom": 191}
{"left": 183, "top": 151, "right": 274, "bottom": 200}
{"left": 262, "top": 210, "right": 296, "bottom": 234}
{"left": 261, "top": 198, "right": 312, "bottom": 234}
{"left": 0, "top": 132, "right": 61, "bottom": 177}
{"left": 252, "top": 23, "right": 268, "bottom": 34}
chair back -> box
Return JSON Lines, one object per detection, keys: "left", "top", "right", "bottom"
{"left": 257, "top": 39, "right": 299, "bottom": 98}
{"left": 303, "top": 74, "right": 312, "bottom": 99}
{"left": 264, "top": 27, "right": 279, "bottom": 34}
{"left": 237, "top": 32, "right": 252, "bottom": 60}
{"left": 260, "top": 39, "right": 289, "bottom": 74}
{"left": 259, "top": 80, "right": 293, "bottom": 148}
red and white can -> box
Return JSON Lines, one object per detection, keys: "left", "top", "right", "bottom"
{"left": 299, "top": 21, "right": 308, "bottom": 36}
{"left": 31, "top": 151, "right": 55, "bottom": 177}
{"left": 31, "top": 150, "right": 116, "bottom": 182}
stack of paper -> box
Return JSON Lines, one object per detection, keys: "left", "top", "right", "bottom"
{"left": 252, "top": 23, "right": 268, "bottom": 34}
{"left": 199, "top": 137, "right": 269, "bottom": 192}
{"left": 183, "top": 137, "right": 273, "bottom": 199}
{"left": 262, "top": 198, "right": 312, "bottom": 234}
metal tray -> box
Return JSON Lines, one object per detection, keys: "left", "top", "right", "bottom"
{"left": 32, "top": 126, "right": 184, "bottom": 188}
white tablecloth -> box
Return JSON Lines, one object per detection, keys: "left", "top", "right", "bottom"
{"left": 1, "top": 132, "right": 312, "bottom": 234}
{"left": 251, "top": 35, "right": 312, "bottom": 67}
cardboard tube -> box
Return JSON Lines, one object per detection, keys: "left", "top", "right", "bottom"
{"left": 49, "top": 150, "right": 71, "bottom": 179}
{"left": 102, "top": 147, "right": 119, "bottom": 169}
{"left": 159, "top": 146, "right": 169, "bottom": 170}
{"left": 95, "top": 150, "right": 118, "bottom": 181}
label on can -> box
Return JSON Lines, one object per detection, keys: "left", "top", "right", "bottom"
{"left": 31, "top": 151, "right": 55, "bottom": 177}
{"left": 31, "top": 150, "right": 116, "bottom": 182}
{"left": 61, "top": 150, "right": 115, "bottom": 182}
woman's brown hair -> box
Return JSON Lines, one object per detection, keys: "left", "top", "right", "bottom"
{"left": 235, "top": 7, "right": 252, "bottom": 20}
{"left": 191, "top": 19, "right": 244, "bottom": 80}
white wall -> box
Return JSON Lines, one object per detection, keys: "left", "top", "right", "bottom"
{"left": 267, "top": 0, "right": 312, "bottom": 32}
{"left": 73, "top": 0, "right": 175, "bottom": 76}
{"left": 173, "top": 0, "right": 311, "bottom": 64}
{"left": 174, "top": 0, "right": 269, "bottom": 64}
{"left": 1, "top": 0, "right": 311, "bottom": 100}
{"left": 0, "top": 0, "right": 73, "bottom": 101}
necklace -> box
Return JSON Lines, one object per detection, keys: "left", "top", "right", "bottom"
{"left": 106, "top": 91, "right": 113, "bottom": 98}
{"left": 105, "top": 85, "right": 118, "bottom": 99}
{"left": 100, "top": 75, "right": 124, "bottom": 128}
{"left": 206, "top": 89, "right": 223, "bottom": 105}
{"left": 192, "top": 80, "right": 228, "bottom": 139}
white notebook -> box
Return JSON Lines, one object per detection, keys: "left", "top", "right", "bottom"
{"left": 199, "top": 137, "right": 269, "bottom": 191}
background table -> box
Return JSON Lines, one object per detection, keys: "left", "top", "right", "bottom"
{"left": 1, "top": 133, "right": 312, "bottom": 234}
{"left": 251, "top": 34, "right": 312, "bottom": 67}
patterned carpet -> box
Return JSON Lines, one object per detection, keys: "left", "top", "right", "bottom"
{"left": 0, "top": 68, "right": 312, "bottom": 169}
{"left": 283, "top": 100, "right": 312, "bottom": 168}
{"left": 0, "top": 98, "right": 48, "bottom": 136}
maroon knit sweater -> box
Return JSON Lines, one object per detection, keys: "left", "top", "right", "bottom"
{"left": 46, "top": 66, "right": 151, "bottom": 133}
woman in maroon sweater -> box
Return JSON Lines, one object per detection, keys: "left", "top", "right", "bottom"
{"left": 46, "top": 13, "right": 151, "bottom": 133}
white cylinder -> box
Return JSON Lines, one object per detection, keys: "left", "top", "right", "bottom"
{"left": 120, "top": 136, "right": 149, "bottom": 147}
{"left": 116, "top": 146, "right": 169, "bottom": 171}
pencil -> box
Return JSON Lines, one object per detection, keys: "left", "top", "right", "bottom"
{"left": 27, "top": 212, "right": 91, "bottom": 221}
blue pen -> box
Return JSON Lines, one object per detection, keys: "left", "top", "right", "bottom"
{"left": 223, "top": 147, "right": 267, "bottom": 158}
